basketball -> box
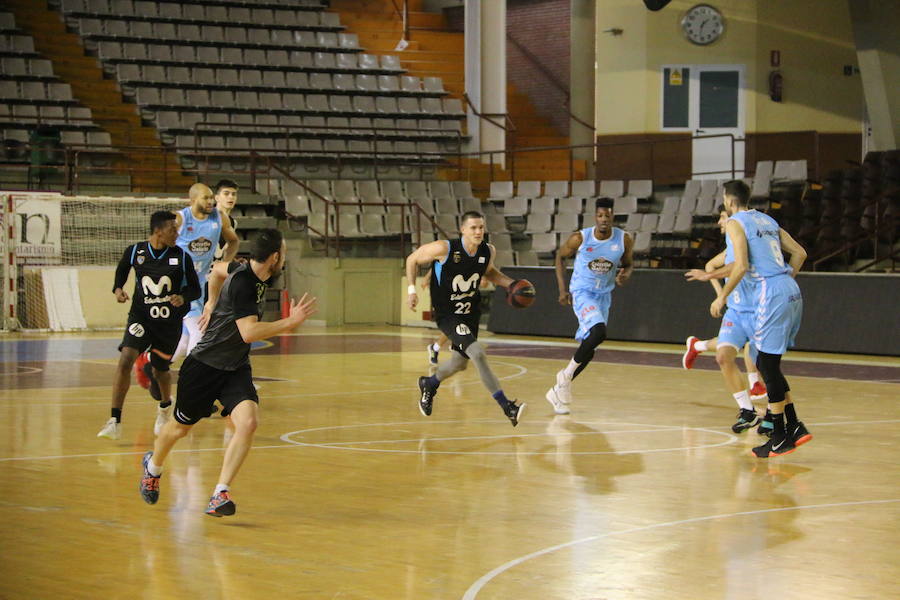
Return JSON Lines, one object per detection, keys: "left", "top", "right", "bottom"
{"left": 507, "top": 279, "right": 536, "bottom": 308}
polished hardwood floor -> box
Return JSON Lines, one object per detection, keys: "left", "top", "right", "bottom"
{"left": 1, "top": 326, "right": 898, "bottom": 599}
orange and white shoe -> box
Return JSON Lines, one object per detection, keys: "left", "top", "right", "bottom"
{"left": 134, "top": 352, "right": 151, "bottom": 389}
{"left": 682, "top": 336, "right": 701, "bottom": 369}
{"left": 749, "top": 381, "right": 768, "bottom": 401}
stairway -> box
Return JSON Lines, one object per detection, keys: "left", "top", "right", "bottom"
{"left": 4, "top": 0, "right": 193, "bottom": 193}
{"left": 330, "top": 0, "right": 586, "bottom": 194}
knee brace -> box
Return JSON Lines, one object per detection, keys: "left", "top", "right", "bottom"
{"left": 574, "top": 323, "right": 606, "bottom": 365}
{"left": 149, "top": 350, "right": 172, "bottom": 372}
{"left": 755, "top": 351, "right": 786, "bottom": 403}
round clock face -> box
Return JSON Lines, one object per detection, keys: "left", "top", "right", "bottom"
{"left": 681, "top": 4, "right": 724, "bottom": 45}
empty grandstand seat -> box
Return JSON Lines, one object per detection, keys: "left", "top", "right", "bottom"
{"left": 553, "top": 213, "right": 580, "bottom": 233}
{"left": 530, "top": 197, "right": 555, "bottom": 214}
{"left": 614, "top": 196, "right": 638, "bottom": 215}
{"left": 557, "top": 197, "right": 583, "bottom": 214}
{"left": 598, "top": 180, "right": 624, "bottom": 198}
{"left": 627, "top": 179, "right": 653, "bottom": 200}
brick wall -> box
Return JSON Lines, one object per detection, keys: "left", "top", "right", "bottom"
{"left": 507, "top": 0, "right": 570, "bottom": 137}
{"left": 444, "top": 1, "right": 571, "bottom": 137}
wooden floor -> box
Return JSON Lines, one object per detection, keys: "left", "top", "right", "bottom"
{"left": 1, "top": 326, "right": 898, "bottom": 599}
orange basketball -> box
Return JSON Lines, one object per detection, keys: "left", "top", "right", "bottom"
{"left": 507, "top": 279, "right": 536, "bottom": 308}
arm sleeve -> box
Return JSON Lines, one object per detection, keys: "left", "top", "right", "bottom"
{"left": 230, "top": 273, "right": 261, "bottom": 320}
{"left": 179, "top": 250, "right": 202, "bottom": 303}
{"left": 112, "top": 245, "right": 133, "bottom": 292}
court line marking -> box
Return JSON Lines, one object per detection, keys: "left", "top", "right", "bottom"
{"left": 0, "top": 365, "right": 42, "bottom": 375}
{"left": 2, "top": 418, "right": 899, "bottom": 462}
{"left": 279, "top": 420, "right": 739, "bottom": 455}
{"left": 461, "top": 498, "right": 900, "bottom": 600}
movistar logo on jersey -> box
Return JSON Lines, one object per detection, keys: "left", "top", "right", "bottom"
{"left": 452, "top": 273, "right": 479, "bottom": 292}
{"left": 450, "top": 273, "right": 479, "bottom": 302}
{"left": 141, "top": 276, "right": 176, "bottom": 305}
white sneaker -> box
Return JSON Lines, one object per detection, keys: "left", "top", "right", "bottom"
{"left": 154, "top": 404, "right": 172, "bottom": 436}
{"left": 545, "top": 386, "right": 571, "bottom": 415}
{"left": 554, "top": 370, "right": 573, "bottom": 404}
{"left": 97, "top": 417, "right": 121, "bottom": 440}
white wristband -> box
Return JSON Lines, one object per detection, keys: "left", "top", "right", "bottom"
{"left": 407, "top": 285, "right": 417, "bottom": 295}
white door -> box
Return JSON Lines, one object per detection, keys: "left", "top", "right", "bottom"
{"left": 662, "top": 65, "right": 745, "bottom": 180}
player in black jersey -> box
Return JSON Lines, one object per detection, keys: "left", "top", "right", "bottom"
{"left": 97, "top": 211, "right": 201, "bottom": 441}
{"left": 405, "top": 211, "right": 526, "bottom": 426}
{"left": 140, "top": 229, "right": 317, "bottom": 517}
{"left": 212, "top": 179, "right": 239, "bottom": 260}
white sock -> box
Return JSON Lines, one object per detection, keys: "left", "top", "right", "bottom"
{"left": 147, "top": 459, "right": 162, "bottom": 477}
{"left": 695, "top": 339, "right": 709, "bottom": 352}
{"left": 562, "top": 359, "right": 578, "bottom": 381}
{"left": 748, "top": 372, "right": 760, "bottom": 386}
{"left": 732, "top": 390, "right": 753, "bottom": 411}
{"left": 431, "top": 342, "right": 441, "bottom": 352}
{"left": 214, "top": 483, "right": 229, "bottom": 494}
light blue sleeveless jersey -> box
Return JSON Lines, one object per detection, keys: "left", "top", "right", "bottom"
{"left": 569, "top": 227, "right": 626, "bottom": 293}
{"left": 724, "top": 236, "right": 758, "bottom": 312}
{"left": 729, "top": 210, "right": 791, "bottom": 280}
{"left": 176, "top": 206, "right": 222, "bottom": 316}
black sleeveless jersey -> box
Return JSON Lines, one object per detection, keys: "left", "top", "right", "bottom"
{"left": 113, "top": 241, "right": 201, "bottom": 324}
{"left": 430, "top": 238, "right": 491, "bottom": 321}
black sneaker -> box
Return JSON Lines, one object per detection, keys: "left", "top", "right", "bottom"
{"left": 751, "top": 436, "right": 796, "bottom": 458}
{"left": 418, "top": 376, "right": 436, "bottom": 416}
{"left": 789, "top": 421, "right": 812, "bottom": 446}
{"left": 503, "top": 401, "right": 525, "bottom": 427}
{"left": 757, "top": 419, "right": 774, "bottom": 437}
{"left": 143, "top": 361, "right": 161, "bottom": 402}
{"left": 732, "top": 408, "right": 761, "bottom": 433}
{"left": 139, "top": 451, "right": 161, "bottom": 504}
{"left": 427, "top": 345, "right": 439, "bottom": 365}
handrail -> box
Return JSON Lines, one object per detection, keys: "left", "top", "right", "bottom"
{"left": 506, "top": 32, "right": 594, "bottom": 135}
{"left": 389, "top": 0, "right": 410, "bottom": 43}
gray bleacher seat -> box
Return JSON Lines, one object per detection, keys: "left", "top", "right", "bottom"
{"left": 682, "top": 179, "right": 701, "bottom": 202}
{"left": 494, "top": 250, "right": 515, "bottom": 268}
{"left": 632, "top": 231, "right": 651, "bottom": 254}
{"left": 531, "top": 233, "right": 558, "bottom": 253}
{"left": 598, "top": 180, "right": 624, "bottom": 198}
{"left": 614, "top": 196, "right": 638, "bottom": 215}
{"left": 660, "top": 196, "right": 680, "bottom": 215}
{"left": 627, "top": 179, "right": 653, "bottom": 200}
{"left": 557, "top": 197, "right": 582, "bottom": 214}
{"left": 553, "top": 213, "right": 579, "bottom": 233}
{"left": 530, "top": 197, "right": 555, "bottom": 214}
{"left": 525, "top": 213, "right": 551, "bottom": 233}
{"left": 570, "top": 180, "right": 596, "bottom": 201}
{"left": 673, "top": 212, "right": 693, "bottom": 235}
{"left": 488, "top": 181, "right": 513, "bottom": 203}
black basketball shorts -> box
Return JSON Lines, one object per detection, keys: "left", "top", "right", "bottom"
{"left": 436, "top": 314, "right": 481, "bottom": 357}
{"left": 173, "top": 355, "right": 259, "bottom": 425}
{"left": 118, "top": 318, "right": 181, "bottom": 360}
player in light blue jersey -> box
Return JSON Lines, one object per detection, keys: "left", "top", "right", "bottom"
{"left": 135, "top": 184, "right": 238, "bottom": 406}
{"left": 173, "top": 182, "right": 239, "bottom": 360}
{"left": 546, "top": 198, "right": 633, "bottom": 415}
{"left": 682, "top": 205, "right": 769, "bottom": 434}
{"left": 687, "top": 180, "right": 809, "bottom": 458}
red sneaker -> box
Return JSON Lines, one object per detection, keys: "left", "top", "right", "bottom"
{"left": 682, "top": 336, "right": 701, "bottom": 370}
{"left": 749, "top": 381, "right": 768, "bottom": 400}
{"left": 134, "top": 352, "right": 150, "bottom": 389}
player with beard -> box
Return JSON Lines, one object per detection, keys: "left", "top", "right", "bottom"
{"left": 545, "top": 198, "right": 633, "bottom": 415}
{"left": 139, "top": 229, "right": 316, "bottom": 516}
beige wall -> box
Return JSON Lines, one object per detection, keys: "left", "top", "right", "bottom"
{"left": 595, "top": 0, "right": 862, "bottom": 134}
{"left": 286, "top": 255, "right": 403, "bottom": 327}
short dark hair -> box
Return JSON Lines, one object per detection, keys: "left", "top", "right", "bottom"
{"left": 214, "top": 179, "right": 238, "bottom": 194}
{"left": 716, "top": 203, "right": 726, "bottom": 214}
{"left": 460, "top": 210, "right": 484, "bottom": 224}
{"left": 149, "top": 210, "right": 176, "bottom": 234}
{"left": 250, "top": 228, "right": 283, "bottom": 262}
{"left": 723, "top": 180, "right": 750, "bottom": 206}
{"left": 595, "top": 197, "right": 614, "bottom": 210}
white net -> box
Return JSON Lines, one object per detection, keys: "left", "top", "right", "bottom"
{"left": 1, "top": 194, "right": 187, "bottom": 331}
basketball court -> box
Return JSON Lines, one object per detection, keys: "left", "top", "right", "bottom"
{"left": 1, "top": 325, "right": 898, "bottom": 599}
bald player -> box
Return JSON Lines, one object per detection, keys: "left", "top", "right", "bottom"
{"left": 136, "top": 184, "right": 239, "bottom": 413}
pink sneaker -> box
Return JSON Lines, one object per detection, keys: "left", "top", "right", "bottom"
{"left": 205, "top": 490, "right": 236, "bottom": 517}
{"left": 682, "top": 336, "right": 701, "bottom": 370}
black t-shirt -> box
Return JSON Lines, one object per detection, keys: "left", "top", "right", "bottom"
{"left": 430, "top": 238, "right": 491, "bottom": 321}
{"left": 191, "top": 262, "right": 268, "bottom": 371}
{"left": 113, "top": 241, "right": 200, "bottom": 324}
